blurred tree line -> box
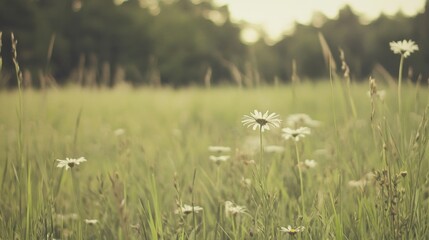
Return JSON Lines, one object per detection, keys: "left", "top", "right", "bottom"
{"left": 0, "top": 0, "right": 428, "bottom": 88}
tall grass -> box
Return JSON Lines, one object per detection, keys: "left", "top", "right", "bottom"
{"left": 0, "top": 81, "right": 427, "bottom": 239}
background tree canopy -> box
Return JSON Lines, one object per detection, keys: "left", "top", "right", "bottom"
{"left": 0, "top": 0, "right": 428, "bottom": 87}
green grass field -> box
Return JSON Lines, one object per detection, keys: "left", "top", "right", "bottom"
{"left": 0, "top": 81, "right": 428, "bottom": 239}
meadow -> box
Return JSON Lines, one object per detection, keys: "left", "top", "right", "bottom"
{"left": 0, "top": 78, "right": 428, "bottom": 240}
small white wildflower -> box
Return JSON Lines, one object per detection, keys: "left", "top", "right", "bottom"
{"left": 279, "top": 225, "right": 305, "bottom": 235}
{"left": 46, "top": 233, "right": 60, "bottom": 240}
{"left": 56, "top": 157, "right": 87, "bottom": 170}
{"left": 208, "top": 146, "right": 231, "bottom": 153}
{"left": 314, "top": 148, "right": 332, "bottom": 158}
{"left": 264, "top": 145, "right": 285, "bottom": 153}
{"left": 240, "top": 177, "right": 251, "bottom": 187}
{"left": 114, "top": 128, "right": 125, "bottom": 136}
{"left": 282, "top": 127, "right": 311, "bottom": 142}
{"left": 243, "top": 159, "right": 256, "bottom": 165}
{"left": 390, "top": 39, "right": 419, "bottom": 58}
{"left": 242, "top": 110, "right": 281, "bottom": 132}
{"left": 225, "top": 201, "right": 246, "bottom": 217}
{"left": 54, "top": 213, "right": 79, "bottom": 222}
{"left": 304, "top": 159, "right": 317, "bottom": 168}
{"left": 242, "top": 136, "right": 261, "bottom": 153}
{"left": 286, "top": 113, "right": 321, "bottom": 127}
{"left": 209, "top": 155, "right": 230, "bottom": 163}
{"left": 175, "top": 204, "right": 203, "bottom": 215}
{"left": 84, "top": 219, "right": 98, "bottom": 225}
{"left": 348, "top": 179, "right": 367, "bottom": 188}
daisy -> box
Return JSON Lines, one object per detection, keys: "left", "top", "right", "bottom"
{"left": 56, "top": 157, "right": 87, "bottom": 170}
{"left": 242, "top": 110, "right": 281, "bottom": 132}
{"left": 286, "top": 113, "right": 321, "bottom": 127}
{"left": 208, "top": 146, "right": 231, "bottom": 153}
{"left": 240, "top": 177, "right": 251, "bottom": 187}
{"left": 280, "top": 225, "right": 305, "bottom": 235}
{"left": 282, "top": 127, "right": 311, "bottom": 142}
{"left": 175, "top": 204, "right": 203, "bottom": 215}
{"left": 264, "top": 145, "right": 285, "bottom": 153}
{"left": 209, "top": 155, "right": 230, "bottom": 163}
{"left": 390, "top": 40, "right": 419, "bottom": 58}
{"left": 114, "top": 128, "right": 125, "bottom": 136}
{"left": 84, "top": 219, "right": 98, "bottom": 225}
{"left": 304, "top": 159, "right": 317, "bottom": 168}
{"left": 349, "top": 172, "right": 375, "bottom": 189}
{"left": 225, "top": 201, "right": 246, "bottom": 217}
{"left": 348, "top": 179, "right": 368, "bottom": 189}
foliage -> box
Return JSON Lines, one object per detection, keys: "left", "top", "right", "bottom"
{"left": 0, "top": 0, "right": 428, "bottom": 86}
{"left": 0, "top": 82, "right": 428, "bottom": 239}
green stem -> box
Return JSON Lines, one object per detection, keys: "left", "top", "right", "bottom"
{"left": 295, "top": 142, "right": 305, "bottom": 215}
{"left": 259, "top": 127, "right": 263, "bottom": 178}
{"left": 398, "top": 55, "right": 404, "bottom": 114}
{"left": 71, "top": 170, "right": 83, "bottom": 234}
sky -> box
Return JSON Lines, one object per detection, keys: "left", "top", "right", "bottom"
{"left": 213, "top": 0, "right": 427, "bottom": 43}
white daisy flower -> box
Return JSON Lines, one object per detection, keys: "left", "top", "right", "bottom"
{"left": 240, "top": 177, "right": 251, "bottom": 187}
{"left": 225, "top": 201, "right": 246, "bottom": 217}
{"left": 54, "top": 213, "right": 79, "bottom": 222}
{"left": 114, "top": 128, "right": 125, "bottom": 136}
{"left": 175, "top": 204, "right": 203, "bottom": 215}
{"left": 286, "top": 113, "right": 321, "bottom": 127}
{"left": 390, "top": 40, "right": 419, "bottom": 58}
{"left": 84, "top": 219, "right": 98, "bottom": 225}
{"left": 282, "top": 127, "right": 311, "bottom": 142}
{"left": 304, "top": 159, "right": 317, "bottom": 168}
{"left": 279, "top": 225, "right": 305, "bottom": 235}
{"left": 56, "top": 157, "right": 87, "bottom": 170}
{"left": 242, "top": 110, "right": 281, "bottom": 132}
{"left": 348, "top": 179, "right": 368, "bottom": 189}
{"left": 208, "top": 146, "right": 231, "bottom": 153}
{"left": 264, "top": 145, "right": 285, "bottom": 153}
{"left": 349, "top": 172, "right": 375, "bottom": 189}
{"left": 209, "top": 155, "right": 230, "bottom": 163}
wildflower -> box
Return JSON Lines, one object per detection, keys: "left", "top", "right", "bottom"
{"left": 56, "top": 157, "right": 87, "bottom": 170}
{"left": 304, "top": 159, "right": 317, "bottom": 168}
{"left": 209, "top": 155, "right": 230, "bottom": 163}
{"left": 349, "top": 172, "right": 375, "bottom": 189}
{"left": 242, "top": 110, "right": 281, "bottom": 132}
{"left": 243, "top": 159, "right": 256, "bottom": 165}
{"left": 208, "top": 146, "right": 231, "bottom": 153}
{"left": 390, "top": 40, "right": 419, "bottom": 58}
{"left": 54, "top": 213, "right": 79, "bottom": 223}
{"left": 84, "top": 219, "right": 98, "bottom": 225}
{"left": 282, "top": 127, "right": 311, "bottom": 142}
{"left": 175, "top": 204, "right": 203, "bottom": 215}
{"left": 264, "top": 145, "right": 285, "bottom": 153}
{"left": 286, "top": 113, "right": 321, "bottom": 127}
{"left": 314, "top": 148, "right": 333, "bottom": 158}
{"left": 242, "top": 136, "right": 261, "bottom": 153}
{"left": 280, "top": 225, "right": 305, "bottom": 235}
{"left": 240, "top": 177, "right": 251, "bottom": 187}
{"left": 225, "top": 201, "right": 246, "bottom": 217}
{"left": 114, "top": 128, "right": 125, "bottom": 136}
{"left": 348, "top": 179, "right": 367, "bottom": 188}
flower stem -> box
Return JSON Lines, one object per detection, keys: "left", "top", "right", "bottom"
{"left": 397, "top": 55, "right": 404, "bottom": 114}
{"left": 294, "top": 142, "right": 305, "bottom": 215}
{"left": 259, "top": 127, "right": 263, "bottom": 178}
